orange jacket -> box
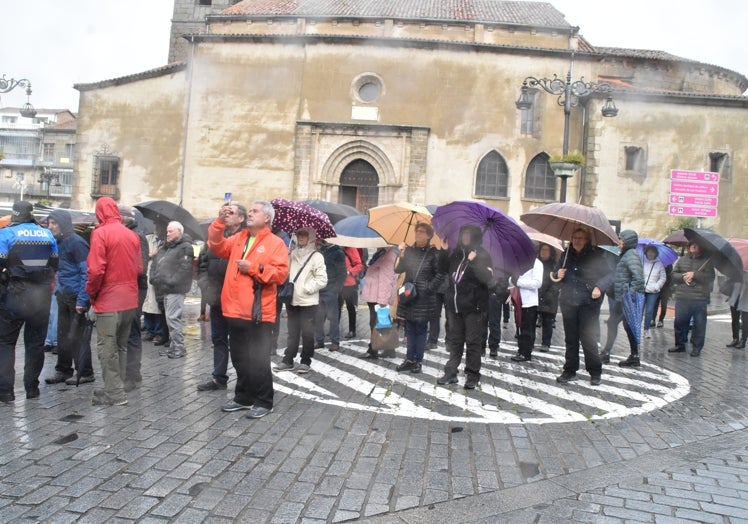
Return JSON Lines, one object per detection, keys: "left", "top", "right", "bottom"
{"left": 208, "top": 220, "right": 289, "bottom": 323}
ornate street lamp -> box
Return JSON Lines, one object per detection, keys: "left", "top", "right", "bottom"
{"left": 515, "top": 53, "right": 618, "bottom": 202}
{"left": 0, "top": 74, "right": 37, "bottom": 118}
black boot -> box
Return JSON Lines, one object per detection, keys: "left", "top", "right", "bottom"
{"left": 600, "top": 349, "right": 611, "bottom": 364}
{"left": 727, "top": 339, "right": 740, "bottom": 348}
{"left": 619, "top": 353, "right": 641, "bottom": 367}
{"left": 737, "top": 337, "right": 747, "bottom": 349}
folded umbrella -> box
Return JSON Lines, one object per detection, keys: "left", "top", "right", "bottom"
{"left": 325, "top": 215, "right": 389, "bottom": 249}
{"left": 134, "top": 200, "right": 204, "bottom": 241}
{"left": 637, "top": 238, "right": 679, "bottom": 267}
{"left": 270, "top": 198, "right": 337, "bottom": 239}
{"left": 75, "top": 312, "right": 95, "bottom": 386}
{"left": 432, "top": 201, "right": 536, "bottom": 277}
{"left": 684, "top": 228, "right": 743, "bottom": 281}
{"left": 622, "top": 290, "right": 645, "bottom": 346}
{"left": 520, "top": 202, "right": 619, "bottom": 246}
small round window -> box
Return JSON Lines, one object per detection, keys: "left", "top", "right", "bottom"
{"left": 351, "top": 73, "right": 384, "bottom": 104}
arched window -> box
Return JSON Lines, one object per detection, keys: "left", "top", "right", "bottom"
{"left": 524, "top": 153, "right": 556, "bottom": 201}
{"left": 475, "top": 151, "right": 508, "bottom": 198}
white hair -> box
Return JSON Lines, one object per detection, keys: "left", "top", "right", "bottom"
{"left": 167, "top": 221, "right": 184, "bottom": 235}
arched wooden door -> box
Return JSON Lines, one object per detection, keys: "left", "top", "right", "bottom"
{"left": 339, "top": 159, "right": 379, "bottom": 212}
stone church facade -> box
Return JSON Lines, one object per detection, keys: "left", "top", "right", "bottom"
{"left": 73, "top": 0, "right": 748, "bottom": 238}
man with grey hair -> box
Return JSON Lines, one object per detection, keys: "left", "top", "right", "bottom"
{"left": 208, "top": 200, "right": 289, "bottom": 419}
{"left": 149, "top": 220, "right": 194, "bottom": 359}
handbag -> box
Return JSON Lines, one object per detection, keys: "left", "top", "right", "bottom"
{"left": 371, "top": 327, "right": 399, "bottom": 351}
{"left": 278, "top": 252, "right": 316, "bottom": 304}
{"left": 398, "top": 250, "right": 427, "bottom": 305}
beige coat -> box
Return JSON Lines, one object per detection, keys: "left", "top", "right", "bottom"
{"left": 289, "top": 246, "right": 327, "bottom": 307}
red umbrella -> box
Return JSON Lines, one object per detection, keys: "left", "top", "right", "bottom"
{"left": 519, "top": 202, "right": 619, "bottom": 246}
{"left": 728, "top": 238, "right": 748, "bottom": 271}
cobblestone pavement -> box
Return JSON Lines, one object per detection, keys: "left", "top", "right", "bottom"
{"left": 2, "top": 299, "right": 748, "bottom": 523}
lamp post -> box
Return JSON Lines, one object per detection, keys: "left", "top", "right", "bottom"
{"left": 515, "top": 53, "right": 618, "bottom": 202}
{"left": 0, "top": 74, "right": 37, "bottom": 118}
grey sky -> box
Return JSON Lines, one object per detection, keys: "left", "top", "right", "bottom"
{"left": 1, "top": 0, "right": 745, "bottom": 111}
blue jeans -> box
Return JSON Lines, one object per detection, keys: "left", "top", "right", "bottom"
{"left": 45, "top": 293, "right": 58, "bottom": 346}
{"left": 674, "top": 298, "right": 707, "bottom": 351}
{"left": 315, "top": 291, "right": 340, "bottom": 345}
{"left": 210, "top": 302, "right": 230, "bottom": 385}
{"left": 643, "top": 292, "right": 660, "bottom": 330}
{"left": 405, "top": 320, "right": 429, "bottom": 363}
{"left": 143, "top": 312, "right": 163, "bottom": 337}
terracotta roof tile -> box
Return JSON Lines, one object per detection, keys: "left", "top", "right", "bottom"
{"left": 220, "top": 0, "right": 572, "bottom": 27}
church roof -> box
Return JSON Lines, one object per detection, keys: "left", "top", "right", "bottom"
{"left": 220, "top": 0, "right": 573, "bottom": 28}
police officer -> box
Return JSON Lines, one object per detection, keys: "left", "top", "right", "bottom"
{"left": 0, "top": 201, "right": 58, "bottom": 403}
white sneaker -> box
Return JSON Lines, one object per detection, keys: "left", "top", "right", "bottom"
{"left": 644, "top": 330, "right": 651, "bottom": 339}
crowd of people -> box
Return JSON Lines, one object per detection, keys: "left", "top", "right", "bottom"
{"left": 1, "top": 198, "right": 745, "bottom": 418}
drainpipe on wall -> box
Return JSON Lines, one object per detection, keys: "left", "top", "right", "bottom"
{"left": 178, "top": 35, "right": 196, "bottom": 206}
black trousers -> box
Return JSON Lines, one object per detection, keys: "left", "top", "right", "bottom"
{"left": 444, "top": 309, "right": 487, "bottom": 380}
{"left": 338, "top": 285, "right": 358, "bottom": 333}
{"left": 226, "top": 318, "right": 274, "bottom": 409}
{"left": 560, "top": 300, "right": 603, "bottom": 375}
{"left": 517, "top": 306, "right": 538, "bottom": 358}
{"left": 284, "top": 304, "right": 318, "bottom": 366}
{"left": 55, "top": 293, "right": 93, "bottom": 377}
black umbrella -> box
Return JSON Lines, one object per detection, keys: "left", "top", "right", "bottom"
{"left": 75, "top": 313, "right": 95, "bottom": 386}
{"left": 301, "top": 199, "right": 361, "bottom": 224}
{"left": 683, "top": 228, "right": 743, "bottom": 281}
{"left": 134, "top": 200, "right": 203, "bottom": 241}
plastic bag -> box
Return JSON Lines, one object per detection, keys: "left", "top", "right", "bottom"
{"left": 375, "top": 304, "right": 392, "bottom": 329}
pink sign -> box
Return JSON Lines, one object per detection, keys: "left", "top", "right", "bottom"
{"left": 669, "top": 194, "right": 718, "bottom": 206}
{"left": 668, "top": 205, "right": 718, "bottom": 217}
{"left": 671, "top": 170, "right": 720, "bottom": 183}
{"left": 670, "top": 180, "right": 719, "bottom": 196}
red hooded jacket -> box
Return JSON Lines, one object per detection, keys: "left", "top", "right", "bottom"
{"left": 86, "top": 197, "right": 142, "bottom": 313}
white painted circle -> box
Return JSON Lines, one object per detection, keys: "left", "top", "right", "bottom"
{"left": 274, "top": 340, "right": 690, "bottom": 424}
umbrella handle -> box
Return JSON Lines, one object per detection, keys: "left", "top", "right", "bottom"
{"left": 549, "top": 244, "right": 570, "bottom": 282}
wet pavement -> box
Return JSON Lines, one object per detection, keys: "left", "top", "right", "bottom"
{"left": 2, "top": 298, "right": 748, "bottom": 523}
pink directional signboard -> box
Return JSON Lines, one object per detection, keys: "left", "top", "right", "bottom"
{"left": 668, "top": 169, "right": 719, "bottom": 217}
{"left": 669, "top": 205, "right": 718, "bottom": 217}
{"left": 669, "top": 194, "right": 718, "bottom": 206}
{"left": 671, "top": 170, "right": 720, "bottom": 182}
{"left": 669, "top": 180, "right": 719, "bottom": 196}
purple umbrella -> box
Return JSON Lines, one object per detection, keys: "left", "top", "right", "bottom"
{"left": 638, "top": 238, "right": 678, "bottom": 267}
{"left": 270, "top": 198, "right": 337, "bottom": 239}
{"left": 431, "top": 201, "right": 536, "bottom": 277}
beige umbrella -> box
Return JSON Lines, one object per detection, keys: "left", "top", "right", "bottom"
{"left": 520, "top": 202, "right": 619, "bottom": 246}
{"left": 520, "top": 223, "right": 564, "bottom": 254}
{"left": 367, "top": 202, "right": 442, "bottom": 248}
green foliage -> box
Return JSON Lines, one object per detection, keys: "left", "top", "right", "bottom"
{"left": 668, "top": 217, "right": 698, "bottom": 233}
{"left": 549, "top": 151, "right": 585, "bottom": 166}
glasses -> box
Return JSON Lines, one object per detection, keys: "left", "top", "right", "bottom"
{"left": 572, "top": 236, "right": 587, "bottom": 241}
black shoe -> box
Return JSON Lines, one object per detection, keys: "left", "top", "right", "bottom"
{"left": 43, "top": 344, "right": 56, "bottom": 353}
{"left": 668, "top": 346, "right": 686, "bottom": 353}
{"left": 600, "top": 351, "right": 610, "bottom": 364}
{"left": 556, "top": 371, "right": 576, "bottom": 383}
{"left": 154, "top": 337, "right": 170, "bottom": 347}
{"left": 197, "top": 378, "right": 227, "bottom": 391}
{"left": 727, "top": 339, "right": 740, "bottom": 348}
{"left": 360, "top": 351, "right": 379, "bottom": 360}
{"left": 656, "top": 320, "right": 664, "bottom": 328}
{"left": 511, "top": 354, "right": 531, "bottom": 362}
{"left": 737, "top": 339, "right": 747, "bottom": 349}
{"left": 690, "top": 349, "right": 701, "bottom": 357}
{"left": 26, "top": 388, "right": 40, "bottom": 399}
{"left": 0, "top": 392, "right": 15, "bottom": 403}
{"left": 618, "top": 355, "right": 641, "bottom": 367}
{"left": 539, "top": 345, "right": 550, "bottom": 353}
{"left": 410, "top": 362, "right": 422, "bottom": 374}
{"left": 464, "top": 377, "right": 480, "bottom": 390}
{"left": 380, "top": 349, "right": 397, "bottom": 359}
{"left": 395, "top": 360, "right": 416, "bottom": 372}
{"left": 489, "top": 351, "right": 498, "bottom": 358}
{"left": 345, "top": 331, "right": 355, "bottom": 339}
{"left": 45, "top": 372, "right": 73, "bottom": 384}
{"left": 314, "top": 342, "right": 325, "bottom": 349}
{"left": 142, "top": 333, "right": 156, "bottom": 341}
{"left": 124, "top": 379, "right": 142, "bottom": 392}
{"left": 437, "top": 374, "right": 458, "bottom": 385}
{"left": 590, "top": 375, "right": 602, "bottom": 386}
{"left": 426, "top": 341, "right": 438, "bottom": 350}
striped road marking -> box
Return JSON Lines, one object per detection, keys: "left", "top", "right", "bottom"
{"left": 273, "top": 339, "right": 690, "bottom": 425}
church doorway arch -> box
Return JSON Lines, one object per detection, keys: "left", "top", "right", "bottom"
{"left": 339, "top": 159, "right": 379, "bottom": 212}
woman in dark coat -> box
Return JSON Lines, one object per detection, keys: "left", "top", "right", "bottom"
{"left": 553, "top": 228, "right": 614, "bottom": 386}
{"left": 537, "top": 243, "right": 559, "bottom": 352}
{"left": 394, "top": 223, "right": 442, "bottom": 374}
{"left": 613, "top": 229, "right": 646, "bottom": 367}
